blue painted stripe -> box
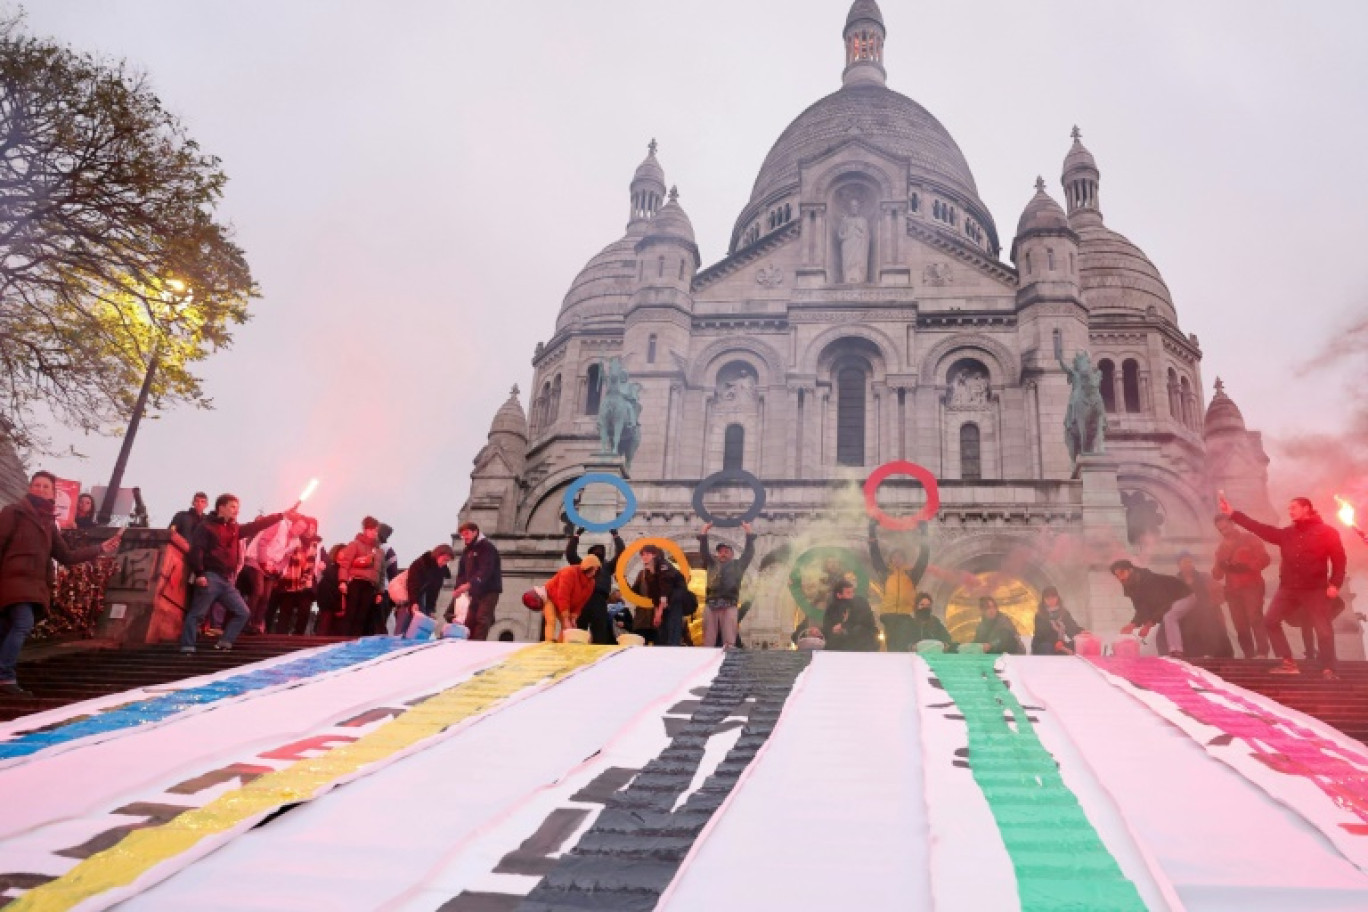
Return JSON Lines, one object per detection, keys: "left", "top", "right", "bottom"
{"left": 0, "top": 637, "right": 420, "bottom": 761}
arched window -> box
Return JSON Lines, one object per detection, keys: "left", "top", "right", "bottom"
{"left": 1098, "top": 359, "right": 1117, "bottom": 413}
{"left": 535, "top": 382, "right": 551, "bottom": 431}
{"left": 1047, "top": 247, "right": 1056, "bottom": 270}
{"left": 910, "top": 192, "right": 920, "bottom": 212}
{"left": 549, "top": 375, "right": 562, "bottom": 423}
{"left": 1180, "top": 376, "right": 1193, "bottom": 428}
{"left": 1025, "top": 251, "right": 1033, "bottom": 274}
{"left": 1167, "top": 368, "right": 1180, "bottom": 418}
{"left": 585, "top": 363, "right": 602, "bottom": 415}
{"left": 960, "top": 423, "right": 982, "bottom": 480}
{"left": 836, "top": 365, "right": 867, "bottom": 466}
{"left": 1122, "top": 359, "right": 1141, "bottom": 413}
{"left": 647, "top": 334, "right": 658, "bottom": 364}
{"left": 657, "top": 256, "right": 665, "bottom": 278}
{"left": 723, "top": 424, "right": 745, "bottom": 471}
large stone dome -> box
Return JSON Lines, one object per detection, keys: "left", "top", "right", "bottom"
{"left": 733, "top": 83, "right": 994, "bottom": 252}
{"left": 556, "top": 227, "right": 643, "bottom": 331}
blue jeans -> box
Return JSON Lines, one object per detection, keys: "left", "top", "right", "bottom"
{"left": 657, "top": 603, "right": 684, "bottom": 646}
{"left": 0, "top": 603, "right": 37, "bottom": 682}
{"left": 180, "top": 573, "right": 250, "bottom": 648}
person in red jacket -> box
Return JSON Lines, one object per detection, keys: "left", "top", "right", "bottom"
{"left": 540, "top": 555, "right": 600, "bottom": 643}
{"left": 1212, "top": 513, "right": 1272, "bottom": 658}
{"left": 1219, "top": 494, "right": 1346, "bottom": 679}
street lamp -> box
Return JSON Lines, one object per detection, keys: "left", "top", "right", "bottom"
{"left": 96, "top": 279, "right": 187, "bottom": 525}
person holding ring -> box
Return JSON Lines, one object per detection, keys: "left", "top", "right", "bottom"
{"left": 698, "top": 521, "right": 756, "bottom": 649}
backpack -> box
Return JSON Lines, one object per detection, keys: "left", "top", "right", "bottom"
{"left": 681, "top": 588, "right": 699, "bottom": 617}
{"left": 386, "top": 569, "right": 409, "bottom": 604}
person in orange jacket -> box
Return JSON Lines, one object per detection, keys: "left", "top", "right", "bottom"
{"left": 541, "top": 554, "right": 601, "bottom": 643}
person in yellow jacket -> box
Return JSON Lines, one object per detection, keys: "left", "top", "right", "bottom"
{"left": 867, "top": 519, "right": 931, "bottom": 652}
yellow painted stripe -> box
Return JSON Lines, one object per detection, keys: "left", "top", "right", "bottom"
{"left": 12, "top": 644, "right": 616, "bottom": 912}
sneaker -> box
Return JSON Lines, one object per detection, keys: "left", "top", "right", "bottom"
{"left": 214, "top": 641, "right": 234, "bottom": 652}
{"left": 1323, "top": 669, "right": 1341, "bottom": 681}
{"left": 0, "top": 680, "right": 33, "bottom": 697}
{"left": 1269, "top": 661, "right": 1300, "bottom": 675}
{"left": 180, "top": 646, "right": 196, "bottom": 655}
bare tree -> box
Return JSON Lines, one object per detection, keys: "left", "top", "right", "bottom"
{"left": 0, "top": 13, "right": 257, "bottom": 452}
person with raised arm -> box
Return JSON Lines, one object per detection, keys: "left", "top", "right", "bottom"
{"left": 698, "top": 521, "right": 756, "bottom": 649}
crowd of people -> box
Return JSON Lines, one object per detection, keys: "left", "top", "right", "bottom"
{"left": 0, "top": 467, "right": 1363, "bottom": 695}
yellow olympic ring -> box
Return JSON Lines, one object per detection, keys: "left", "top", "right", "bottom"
{"left": 615, "top": 537, "right": 694, "bottom": 608}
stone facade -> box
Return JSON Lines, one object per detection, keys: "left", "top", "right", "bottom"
{"left": 460, "top": 1, "right": 1273, "bottom": 646}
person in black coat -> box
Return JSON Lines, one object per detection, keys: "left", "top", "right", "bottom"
{"left": 1175, "top": 552, "right": 1234, "bottom": 659}
{"left": 1031, "top": 587, "right": 1084, "bottom": 655}
{"left": 973, "top": 596, "right": 1025, "bottom": 655}
{"left": 566, "top": 527, "right": 626, "bottom": 645}
{"left": 1111, "top": 560, "right": 1195, "bottom": 657}
{"left": 638, "top": 545, "right": 692, "bottom": 646}
{"left": 453, "top": 521, "right": 503, "bottom": 641}
{"left": 822, "top": 579, "right": 879, "bottom": 652}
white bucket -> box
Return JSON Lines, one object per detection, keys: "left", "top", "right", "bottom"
{"left": 562, "top": 629, "right": 592, "bottom": 645}
{"left": 616, "top": 633, "right": 646, "bottom": 647}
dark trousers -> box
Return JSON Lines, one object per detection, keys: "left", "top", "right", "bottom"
{"left": 342, "top": 580, "right": 377, "bottom": 637}
{"left": 1225, "top": 583, "right": 1268, "bottom": 658}
{"left": 236, "top": 565, "right": 276, "bottom": 634}
{"left": 657, "top": 603, "right": 684, "bottom": 646}
{"left": 270, "top": 590, "right": 314, "bottom": 635}
{"left": 881, "top": 614, "right": 915, "bottom": 652}
{"left": 578, "top": 600, "right": 616, "bottom": 645}
{"left": 363, "top": 595, "right": 392, "bottom": 637}
{"left": 181, "top": 573, "right": 250, "bottom": 648}
{"left": 0, "top": 602, "right": 37, "bottom": 683}
{"left": 1266, "top": 586, "right": 1336, "bottom": 670}
{"left": 465, "top": 591, "right": 499, "bottom": 641}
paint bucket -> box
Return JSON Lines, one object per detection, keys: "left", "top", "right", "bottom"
{"left": 1111, "top": 634, "right": 1142, "bottom": 658}
{"left": 562, "top": 629, "right": 592, "bottom": 645}
{"left": 957, "top": 642, "right": 986, "bottom": 654}
{"left": 616, "top": 633, "right": 645, "bottom": 647}
{"left": 1074, "top": 632, "right": 1102, "bottom": 656}
{"left": 914, "top": 639, "right": 946, "bottom": 654}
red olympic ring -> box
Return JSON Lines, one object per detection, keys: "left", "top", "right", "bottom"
{"left": 864, "top": 461, "right": 940, "bottom": 531}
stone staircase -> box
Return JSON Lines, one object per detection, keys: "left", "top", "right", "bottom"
{"left": 0, "top": 635, "right": 350, "bottom": 723}
{"left": 1191, "top": 657, "right": 1368, "bottom": 745}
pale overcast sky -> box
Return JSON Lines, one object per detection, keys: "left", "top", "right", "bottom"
{"left": 24, "top": 0, "right": 1368, "bottom": 561}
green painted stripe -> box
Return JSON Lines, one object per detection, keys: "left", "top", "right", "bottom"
{"left": 923, "top": 654, "right": 1146, "bottom": 911}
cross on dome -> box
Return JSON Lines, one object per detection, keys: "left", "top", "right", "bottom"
{"left": 1035, "top": 175, "right": 1046, "bottom": 192}
{"left": 1071, "top": 125, "right": 1082, "bottom": 141}
{"left": 648, "top": 138, "right": 658, "bottom": 156}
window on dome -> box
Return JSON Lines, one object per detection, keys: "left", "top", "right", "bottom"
{"left": 1167, "top": 368, "right": 1180, "bottom": 419}
{"left": 585, "top": 364, "right": 602, "bottom": 416}
{"left": 1180, "top": 376, "right": 1194, "bottom": 428}
{"left": 723, "top": 424, "right": 745, "bottom": 471}
{"left": 836, "top": 366, "right": 867, "bottom": 466}
{"left": 549, "top": 375, "right": 562, "bottom": 423}
{"left": 648, "top": 334, "right": 658, "bottom": 364}
{"left": 1098, "top": 359, "right": 1117, "bottom": 413}
{"left": 1047, "top": 248, "right": 1055, "bottom": 270}
{"left": 657, "top": 256, "right": 665, "bottom": 278}
{"left": 910, "top": 192, "right": 919, "bottom": 213}
{"left": 1122, "top": 360, "right": 1142, "bottom": 413}
{"left": 960, "top": 423, "right": 982, "bottom": 480}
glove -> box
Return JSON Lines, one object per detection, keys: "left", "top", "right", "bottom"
{"left": 574, "top": 527, "right": 585, "bottom": 536}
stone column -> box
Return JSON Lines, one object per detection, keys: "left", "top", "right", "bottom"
{"left": 97, "top": 529, "right": 190, "bottom": 645}
{"left": 1075, "top": 454, "right": 1132, "bottom": 636}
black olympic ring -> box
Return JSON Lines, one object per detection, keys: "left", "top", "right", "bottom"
{"left": 691, "top": 469, "right": 766, "bottom": 528}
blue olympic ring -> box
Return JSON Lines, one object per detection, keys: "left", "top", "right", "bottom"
{"left": 562, "top": 473, "right": 638, "bottom": 533}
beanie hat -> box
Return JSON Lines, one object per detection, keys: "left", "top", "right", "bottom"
{"left": 580, "top": 554, "right": 602, "bottom": 572}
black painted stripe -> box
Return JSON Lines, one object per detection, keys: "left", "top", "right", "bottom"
{"left": 513, "top": 650, "right": 812, "bottom": 912}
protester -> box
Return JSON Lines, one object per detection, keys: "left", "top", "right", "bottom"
{"left": 337, "top": 517, "right": 386, "bottom": 637}
{"left": 1220, "top": 494, "right": 1346, "bottom": 678}
{"left": 1176, "top": 552, "right": 1234, "bottom": 658}
{"left": 1111, "top": 559, "right": 1196, "bottom": 657}
{"left": 369, "top": 523, "right": 400, "bottom": 635}
{"left": 822, "top": 578, "right": 878, "bottom": 652}
{"left": 242, "top": 515, "right": 306, "bottom": 635}
{"left": 1211, "top": 513, "right": 1272, "bottom": 658}
{"left": 313, "top": 544, "right": 346, "bottom": 635}
{"left": 906, "top": 593, "right": 954, "bottom": 652}
{"left": 1031, "top": 587, "right": 1084, "bottom": 655}
{"left": 637, "top": 544, "right": 692, "bottom": 646}
{"left": 699, "top": 521, "right": 757, "bottom": 650}
{"left": 180, "top": 494, "right": 297, "bottom": 653}
{"left": 867, "top": 520, "right": 931, "bottom": 652}
{"left": 972, "top": 596, "right": 1025, "bottom": 654}
{"left": 0, "top": 472, "right": 123, "bottom": 695}
{"left": 269, "top": 523, "right": 321, "bottom": 634}
{"left": 74, "top": 493, "right": 98, "bottom": 530}
{"left": 453, "top": 521, "right": 502, "bottom": 641}
{"left": 394, "top": 544, "right": 455, "bottom": 636}
{"left": 566, "top": 526, "right": 626, "bottom": 645}
{"left": 541, "top": 555, "right": 600, "bottom": 643}
{"left": 168, "top": 492, "right": 209, "bottom": 550}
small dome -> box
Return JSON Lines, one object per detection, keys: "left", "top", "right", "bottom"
{"left": 1074, "top": 220, "right": 1176, "bottom": 323}
{"left": 1204, "top": 378, "right": 1247, "bottom": 436}
{"left": 557, "top": 224, "right": 645, "bottom": 330}
{"left": 1015, "top": 178, "right": 1069, "bottom": 237}
{"left": 846, "top": 0, "right": 884, "bottom": 29}
{"left": 490, "top": 386, "right": 528, "bottom": 440}
{"left": 633, "top": 141, "right": 665, "bottom": 188}
{"left": 1063, "top": 126, "right": 1098, "bottom": 177}
{"left": 644, "top": 187, "right": 696, "bottom": 244}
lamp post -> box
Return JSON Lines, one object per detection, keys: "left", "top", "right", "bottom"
{"left": 96, "top": 279, "right": 184, "bottom": 525}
